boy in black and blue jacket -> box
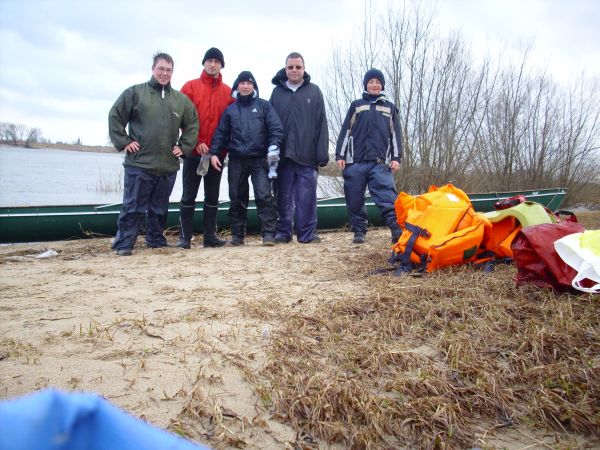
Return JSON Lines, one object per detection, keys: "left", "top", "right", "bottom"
{"left": 210, "top": 71, "right": 284, "bottom": 246}
{"left": 335, "top": 68, "right": 403, "bottom": 244}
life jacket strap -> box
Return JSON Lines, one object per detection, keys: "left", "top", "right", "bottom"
{"left": 390, "top": 222, "right": 430, "bottom": 273}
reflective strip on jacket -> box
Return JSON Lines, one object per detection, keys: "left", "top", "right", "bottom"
{"left": 336, "top": 93, "right": 402, "bottom": 165}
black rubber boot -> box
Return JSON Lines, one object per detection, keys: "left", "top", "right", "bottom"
{"left": 176, "top": 205, "right": 195, "bottom": 249}
{"left": 230, "top": 235, "right": 245, "bottom": 246}
{"left": 353, "top": 232, "right": 366, "bottom": 244}
{"left": 203, "top": 205, "right": 226, "bottom": 248}
{"left": 229, "top": 221, "right": 246, "bottom": 246}
{"left": 262, "top": 233, "right": 276, "bottom": 246}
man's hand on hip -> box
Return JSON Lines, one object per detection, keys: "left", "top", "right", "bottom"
{"left": 172, "top": 146, "right": 183, "bottom": 157}
{"left": 124, "top": 141, "right": 140, "bottom": 153}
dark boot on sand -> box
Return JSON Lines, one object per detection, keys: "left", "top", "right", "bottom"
{"left": 177, "top": 205, "right": 195, "bottom": 249}
{"left": 353, "top": 232, "right": 366, "bottom": 244}
{"left": 202, "top": 205, "right": 226, "bottom": 247}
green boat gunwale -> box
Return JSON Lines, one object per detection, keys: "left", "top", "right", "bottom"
{"left": 0, "top": 188, "right": 568, "bottom": 243}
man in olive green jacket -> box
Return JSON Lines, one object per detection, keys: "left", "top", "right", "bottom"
{"left": 109, "top": 52, "right": 199, "bottom": 256}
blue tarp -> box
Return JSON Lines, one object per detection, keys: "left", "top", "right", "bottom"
{"left": 0, "top": 389, "right": 209, "bottom": 450}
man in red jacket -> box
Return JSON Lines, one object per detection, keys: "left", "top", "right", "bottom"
{"left": 177, "top": 47, "right": 235, "bottom": 249}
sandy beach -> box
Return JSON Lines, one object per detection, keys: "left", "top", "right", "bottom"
{"left": 1, "top": 224, "right": 598, "bottom": 449}
{"left": 0, "top": 229, "right": 378, "bottom": 448}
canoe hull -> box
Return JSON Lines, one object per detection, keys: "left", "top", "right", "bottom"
{"left": 0, "top": 202, "right": 363, "bottom": 243}
{"left": 0, "top": 188, "right": 567, "bottom": 243}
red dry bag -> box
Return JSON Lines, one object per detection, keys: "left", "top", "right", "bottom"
{"left": 512, "top": 222, "right": 586, "bottom": 292}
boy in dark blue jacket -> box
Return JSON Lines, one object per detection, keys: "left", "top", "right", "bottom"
{"left": 335, "top": 68, "right": 403, "bottom": 244}
{"left": 210, "top": 71, "right": 284, "bottom": 246}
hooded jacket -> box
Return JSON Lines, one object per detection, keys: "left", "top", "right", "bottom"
{"left": 180, "top": 70, "right": 234, "bottom": 157}
{"left": 210, "top": 92, "right": 284, "bottom": 159}
{"left": 108, "top": 77, "right": 198, "bottom": 175}
{"left": 269, "top": 69, "right": 329, "bottom": 168}
{"left": 335, "top": 92, "right": 403, "bottom": 165}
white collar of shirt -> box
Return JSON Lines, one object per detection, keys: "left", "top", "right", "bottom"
{"left": 286, "top": 80, "right": 302, "bottom": 92}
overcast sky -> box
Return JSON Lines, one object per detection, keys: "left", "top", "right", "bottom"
{"left": 0, "top": 0, "right": 598, "bottom": 146}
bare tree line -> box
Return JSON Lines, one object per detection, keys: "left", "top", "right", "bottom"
{"left": 0, "top": 121, "right": 44, "bottom": 147}
{"left": 322, "top": 1, "right": 599, "bottom": 205}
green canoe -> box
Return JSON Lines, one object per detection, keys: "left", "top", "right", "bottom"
{"left": 0, "top": 188, "right": 567, "bottom": 243}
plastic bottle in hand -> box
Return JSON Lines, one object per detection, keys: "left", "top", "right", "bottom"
{"left": 197, "top": 155, "right": 211, "bottom": 176}
{"left": 267, "top": 145, "right": 279, "bottom": 179}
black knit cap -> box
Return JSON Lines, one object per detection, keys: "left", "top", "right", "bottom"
{"left": 363, "top": 68, "right": 385, "bottom": 91}
{"left": 202, "top": 47, "right": 225, "bottom": 67}
{"left": 233, "top": 70, "right": 258, "bottom": 92}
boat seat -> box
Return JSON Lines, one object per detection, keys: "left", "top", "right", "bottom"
{"left": 483, "top": 201, "right": 557, "bottom": 228}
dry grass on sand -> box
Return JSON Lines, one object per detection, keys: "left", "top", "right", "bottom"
{"left": 1, "top": 212, "right": 599, "bottom": 449}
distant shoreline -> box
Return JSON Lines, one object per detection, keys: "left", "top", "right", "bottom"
{"left": 0, "top": 141, "right": 115, "bottom": 153}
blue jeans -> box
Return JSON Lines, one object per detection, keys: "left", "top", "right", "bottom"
{"left": 342, "top": 161, "right": 398, "bottom": 234}
{"left": 112, "top": 165, "right": 176, "bottom": 250}
{"left": 276, "top": 159, "right": 318, "bottom": 242}
{"left": 227, "top": 157, "right": 277, "bottom": 237}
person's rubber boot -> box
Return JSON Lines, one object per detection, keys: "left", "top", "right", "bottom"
{"left": 202, "top": 205, "right": 226, "bottom": 248}
{"left": 230, "top": 235, "right": 245, "bottom": 246}
{"left": 229, "top": 222, "right": 246, "bottom": 246}
{"left": 176, "top": 205, "right": 194, "bottom": 249}
{"left": 353, "top": 232, "right": 366, "bottom": 244}
{"left": 263, "top": 233, "right": 276, "bottom": 246}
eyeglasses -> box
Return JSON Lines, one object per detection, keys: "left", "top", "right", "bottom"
{"left": 155, "top": 67, "right": 173, "bottom": 74}
{"left": 286, "top": 65, "right": 304, "bottom": 70}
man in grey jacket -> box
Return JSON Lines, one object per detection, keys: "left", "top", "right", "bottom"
{"left": 108, "top": 52, "right": 199, "bottom": 256}
{"left": 270, "top": 52, "right": 329, "bottom": 244}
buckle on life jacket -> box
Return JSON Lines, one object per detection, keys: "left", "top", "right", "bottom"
{"left": 418, "top": 228, "right": 431, "bottom": 239}
{"left": 389, "top": 222, "right": 430, "bottom": 273}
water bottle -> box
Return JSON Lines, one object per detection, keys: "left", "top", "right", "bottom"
{"left": 267, "top": 145, "right": 279, "bottom": 180}
{"left": 197, "top": 155, "right": 211, "bottom": 176}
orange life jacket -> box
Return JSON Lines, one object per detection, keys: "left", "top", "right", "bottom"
{"left": 391, "top": 184, "right": 486, "bottom": 272}
{"left": 480, "top": 202, "right": 557, "bottom": 259}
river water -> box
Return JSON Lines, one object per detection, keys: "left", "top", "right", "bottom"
{"left": 0, "top": 146, "right": 342, "bottom": 207}
{"left": 0, "top": 146, "right": 228, "bottom": 207}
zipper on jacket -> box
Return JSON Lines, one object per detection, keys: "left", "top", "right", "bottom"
{"left": 161, "top": 86, "right": 165, "bottom": 99}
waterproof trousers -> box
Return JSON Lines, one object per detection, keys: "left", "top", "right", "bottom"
{"left": 343, "top": 161, "right": 398, "bottom": 235}
{"left": 178, "top": 156, "right": 223, "bottom": 241}
{"left": 275, "top": 158, "right": 319, "bottom": 242}
{"left": 227, "top": 157, "right": 277, "bottom": 238}
{"left": 112, "top": 165, "right": 176, "bottom": 251}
